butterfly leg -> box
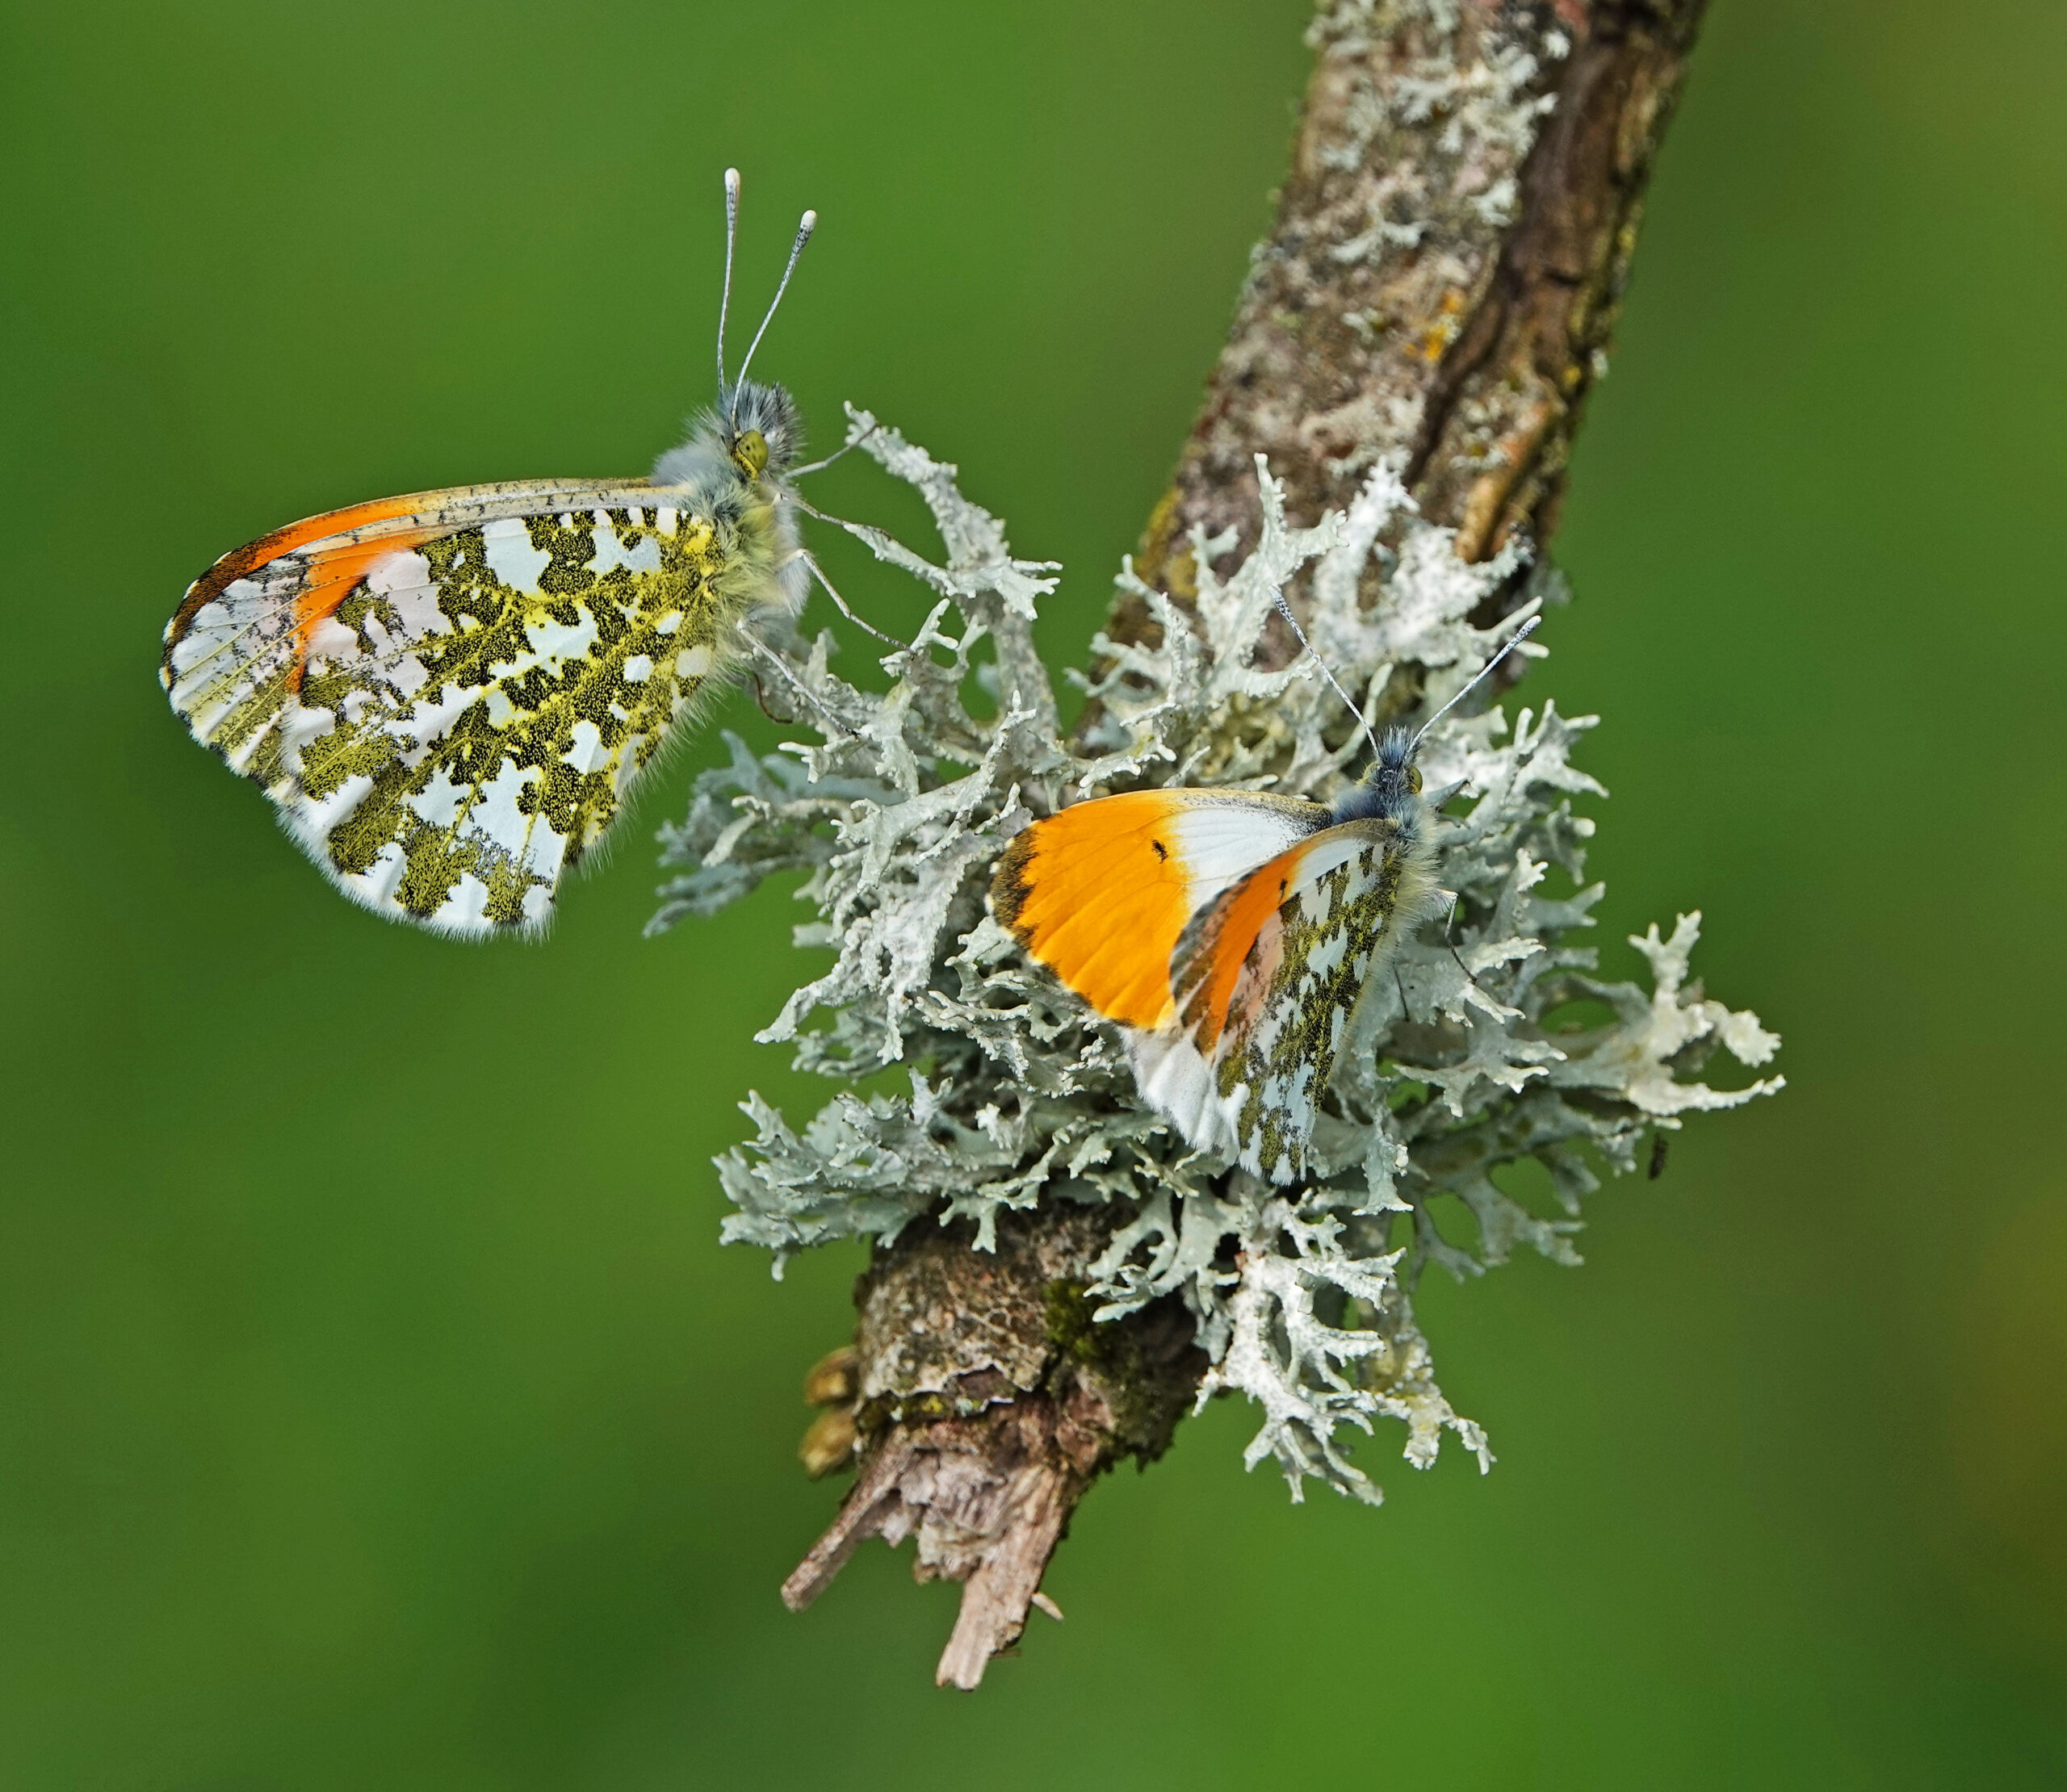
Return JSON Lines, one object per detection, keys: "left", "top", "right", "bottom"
{"left": 1439, "top": 895, "right": 1492, "bottom": 996}
{"left": 737, "top": 630, "right": 857, "bottom": 741}
{"left": 790, "top": 548, "right": 906, "bottom": 648}
{"left": 786, "top": 419, "right": 882, "bottom": 479}
{"left": 1446, "top": 942, "right": 1486, "bottom": 993}
{"left": 748, "top": 672, "right": 801, "bottom": 726}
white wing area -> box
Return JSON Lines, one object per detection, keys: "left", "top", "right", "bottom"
{"left": 1125, "top": 815, "right": 1435, "bottom": 1183}
{"left": 1124, "top": 1028, "right": 1243, "bottom": 1158}
{"left": 1159, "top": 794, "right": 1328, "bottom": 915}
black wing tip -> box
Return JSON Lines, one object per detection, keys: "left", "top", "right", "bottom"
{"left": 989, "top": 827, "right": 1039, "bottom": 936}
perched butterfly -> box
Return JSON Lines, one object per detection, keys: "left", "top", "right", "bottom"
{"left": 991, "top": 619, "right": 1537, "bottom": 1183}
{"left": 161, "top": 170, "right": 863, "bottom": 936}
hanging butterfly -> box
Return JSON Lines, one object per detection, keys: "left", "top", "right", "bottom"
{"left": 160, "top": 170, "right": 874, "bottom": 936}
{"left": 991, "top": 618, "right": 1538, "bottom": 1183}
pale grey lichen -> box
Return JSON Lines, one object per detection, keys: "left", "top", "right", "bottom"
{"left": 651, "top": 406, "right": 1781, "bottom": 1504}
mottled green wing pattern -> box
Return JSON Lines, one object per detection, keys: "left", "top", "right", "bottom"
{"left": 1157, "top": 819, "right": 1436, "bottom": 1183}
{"left": 166, "top": 499, "right": 753, "bottom": 933}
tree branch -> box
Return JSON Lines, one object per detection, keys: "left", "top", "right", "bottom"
{"left": 781, "top": 1208, "right": 1203, "bottom": 1688}
{"left": 786, "top": 0, "right": 1708, "bottom": 1688}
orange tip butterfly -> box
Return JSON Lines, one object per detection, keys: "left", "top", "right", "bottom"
{"left": 991, "top": 617, "right": 1540, "bottom": 1183}
{"left": 161, "top": 170, "right": 856, "bottom": 936}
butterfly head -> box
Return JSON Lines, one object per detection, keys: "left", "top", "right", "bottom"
{"left": 717, "top": 378, "right": 803, "bottom": 484}
{"left": 1320, "top": 618, "right": 1543, "bottom": 828}
{"left": 1331, "top": 726, "right": 1423, "bottom": 825}
{"left": 1370, "top": 726, "right": 1425, "bottom": 807}
{"left": 711, "top": 168, "right": 815, "bottom": 466}
{"left": 654, "top": 167, "right": 815, "bottom": 498}
{"left": 652, "top": 380, "right": 802, "bottom": 497}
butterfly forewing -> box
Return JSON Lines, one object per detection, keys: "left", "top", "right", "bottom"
{"left": 165, "top": 482, "right": 745, "bottom": 933}
{"left": 992, "top": 789, "right": 1331, "bottom": 1028}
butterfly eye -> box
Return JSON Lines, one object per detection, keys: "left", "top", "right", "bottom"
{"left": 732, "top": 429, "right": 769, "bottom": 479}
{"left": 1406, "top": 764, "right": 1423, "bottom": 794}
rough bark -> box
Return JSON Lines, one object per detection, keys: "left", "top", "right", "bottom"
{"left": 780, "top": 1208, "right": 1204, "bottom": 1687}
{"left": 1122, "top": 0, "right": 1706, "bottom": 664}
{"left": 786, "top": 0, "right": 1707, "bottom": 1688}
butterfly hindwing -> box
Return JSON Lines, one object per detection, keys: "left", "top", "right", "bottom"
{"left": 164, "top": 481, "right": 754, "bottom": 933}
{"left": 1156, "top": 816, "right": 1438, "bottom": 1182}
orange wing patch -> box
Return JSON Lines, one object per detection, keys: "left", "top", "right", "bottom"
{"left": 286, "top": 526, "right": 462, "bottom": 690}
{"left": 165, "top": 492, "right": 437, "bottom": 655}
{"left": 161, "top": 480, "right": 662, "bottom": 693}
{"left": 1173, "top": 840, "right": 1306, "bottom": 1052}
{"left": 992, "top": 791, "right": 1195, "bottom": 1028}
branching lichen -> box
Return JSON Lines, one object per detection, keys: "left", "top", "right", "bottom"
{"left": 651, "top": 406, "right": 1780, "bottom": 1503}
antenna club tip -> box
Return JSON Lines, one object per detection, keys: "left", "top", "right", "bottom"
{"left": 799, "top": 210, "right": 818, "bottom": 234}
{"left": 724, "top": 167, "right": 741, "bottom": 187}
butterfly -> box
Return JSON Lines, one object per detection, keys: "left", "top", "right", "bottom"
{"left": 160, "top": 170, "right": 857, "bottom": 936}
{"left": 991, "top": 620, "right": 1537, "bottom": 1183}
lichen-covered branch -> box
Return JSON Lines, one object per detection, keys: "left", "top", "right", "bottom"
{"left": 1117, "top": 0, "right": 1707, "bottom": 659}
{"left": 652, "top": 0, "right": 1754, "bottom": 1691}
{"left": 778, "top": 1208, "right": 1201, "bottom": 1689}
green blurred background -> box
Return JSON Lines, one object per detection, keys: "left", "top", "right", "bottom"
{"left": 3, "top": 0, "right": 2062, "bottom": 1784}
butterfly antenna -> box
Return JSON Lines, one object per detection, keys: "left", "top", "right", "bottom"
{"left": 1272, "top": 593, "right": 1378, "bottom": 758}
{"left": 729, "top": 205, "right": 817, "bottom": 431}
{"left": 1409, "top": 613, "right": 1541, "bottom": 752}
{"left": 716, "top": 167, "right": 741, "bottom": 397}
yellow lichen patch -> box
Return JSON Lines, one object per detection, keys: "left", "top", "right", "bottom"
{"left": 1134, "top": 486, "right": 1189, "bottom": 599}
{"left": 1420, "top": 286, "right": 1468, "bottom": 362}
